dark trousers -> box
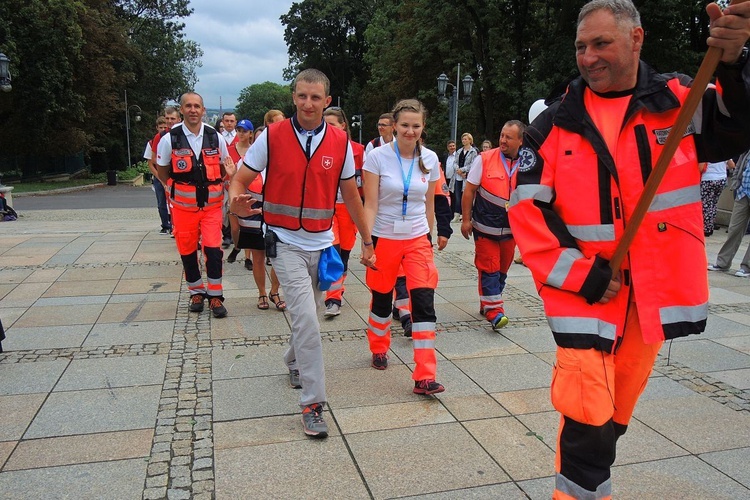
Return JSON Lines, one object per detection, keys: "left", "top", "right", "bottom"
{"left": 153, "top": 177, "right": 171, "bottom": 230}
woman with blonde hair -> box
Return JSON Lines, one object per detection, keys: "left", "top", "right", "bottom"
{"left": 362, "top": 98, "right": 444, "bottom": 395}
{"left": 264, "top": 109, "right": 285, "bottom": 126}
{"left": 450, "top": 132, "right": 478, "bottom": 222}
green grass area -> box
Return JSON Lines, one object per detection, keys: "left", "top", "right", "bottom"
{"left": 10, "top": 174, "right": 108, "bottom": 193}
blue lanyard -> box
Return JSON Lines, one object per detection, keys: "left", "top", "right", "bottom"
{"left": 500, "top": 152, "right": 518, "bottom": 178}
{"left": 394, "top": 141, "right": 416, "bottom": 218}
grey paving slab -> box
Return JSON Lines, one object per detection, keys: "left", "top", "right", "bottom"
{"left": 322, "top": 339, "right": 381, "bottom": 371}
{"left": 399, "top": 482, "right": 529, "bottom": 499}
{"left": 54, "top": 354, "right": 168, "bottom": 391}
{"left": 636, "top": 375, "right": 697, "bottom": 401}
{"left": 700, "top": 314, "right": 750, "bottom": 338}
{"left": 0, "top": 458, "right": 147, "bottom": 499}
{"left": 0, "top": 393, "right": 47, "bottom": 441}
{"left": 0, "top": 360, "right": 69, "bottom": 395}
{"left": 492, "top": 387, "right": 555, "bottom": 415}
{"left": 58, "top": 266, "right": 125, "bottom": 281}
{"left": 24, "top": 386, "right": 161, "bottom": 439}
{"left": 3, "top": 325, "right": 91, "bottom": 350}
{"left": 0, "top": 307, "right": 26, "bottom": 328}
{"left": 0, "top": 283, "right": 50, "bottom": 308}
{"left": 436, "top": 328, "right": 526, "bottom": 359}
{"left": 708, "top": 286, "right": 750, "bottom": 304}
{"left": 334, "top": 399, "right": 455, "bottom": 434}
{"left": 212, "top": 345, "right": 288, "bottom": 380}
{"left": 215, "top": 437, "right": 368, "bottom": 499}
{"left": 214, "top": 414, "right": 339, "bottom": 451}
{"left": 13, "top": 303, "right": 106, "bottom": 328}
{"left": 213, "top": 376, "right": 300, "bottom": 421}
{"left": 612, "top": 455, "right": 750, "bottom": 499}
{"left": 326, "top": 365, "right": 423, "bottom": 409}
{"left": 439, "top": 393, "right": 510, "bottom": 421}
{"left": 514, "top": 411, "right": 559, "bottom": 452}
{"left": 717, "top": 312, "right": 750, "bottom": 327}
{"left": 23, "top": 268, "right": 65, "bottom": 283}
{"left": 0, "top": 441, "right": 14, "bottom": 469}
{"left": 83, "top": 320, "right": 174, "bottom": 346}
{"left": 465, "top": 417, "right": 554, "bottom": 480}
{"left": 710, "top": 367, "right": 750, "bottom": 389}
{"left": 97, "top": 300, "right": 177, "bottom": 323}
{"left": 700, "top": 447, "right": 750, "bottom": 489}
{"left": 0, "top": 283, "right": 16, "bottom": 300}
{"left": 517, "top": 476, "right": 555, "bottom": 500}
{"left": 210, "top": 311, "right": 290, "bottom": 341}
{"left": 345, "top": 423, "right": 510, "bottom": 499}
{"left": 499, "top": 325, "right": 557, "bottom": 353}
{"left": 453, "top": 353, "right": 552, "bottom": 393}
{"left": 713, "top": 334, "right": 750, "bottom": 355}
{"left": 658, "top": 339, "right": 750, "bottom": 372}
{"left": 319, "top": 307, "right": 368, "bottom": 332}
{"left": 42, "top": 279, "right": 118, "bottom": 298}
{"left": 4, "top": 428, "right": 153, "bottom": 471}
{"left": 106, "top": 291, "right": 180, "bottom": 304}
{"left": 634, "top": 394, "right": 750, "bottom": 454}
{"left": 33, "top": 295, "right": 110, "bottom": 307}
{"left": 0, "top": 269, "right": 33, "bottom": 284}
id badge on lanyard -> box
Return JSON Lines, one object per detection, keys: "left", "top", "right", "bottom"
{"left": 394, "top": 142, "right": 415, "bottom": 234}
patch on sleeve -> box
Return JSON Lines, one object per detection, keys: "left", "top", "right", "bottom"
{"left": 517, "top": 146, "right": 538, "bottom": 172}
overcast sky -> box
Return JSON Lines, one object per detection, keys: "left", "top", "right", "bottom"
{"left": 182, "top": 0, "right": 295, "bottom": 109}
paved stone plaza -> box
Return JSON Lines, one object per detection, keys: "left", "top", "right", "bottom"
{"left": 0, "top": 185, "right": 749, "bottom": 499}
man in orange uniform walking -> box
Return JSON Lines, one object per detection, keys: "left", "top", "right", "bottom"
{"left": 156, "top": 93, "right": 232, "bottom": 318}
{"left": 509, "top": 0, "right": 750, "bottom": 498}
{"left": 461, "top": 120, "right": 524, "bottom": 330}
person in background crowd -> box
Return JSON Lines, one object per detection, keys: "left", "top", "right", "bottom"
{"left": 708, "top": 148, "right": 750, "bottom": 277}
{"left": 264, "top": 109, "right": 285, "bottom": 126}
{"left": 221, "top": 112, "right": 240, "bottom": 145}
{"left": 362, "top": 98, "right": 444, "bottom": 395}
{"left": 322, "top": 106, "right": 365, "bottom": 318}
{"left": 508, "top": 0, "right": 750, "bottom": 497}
{"left": 144, "top": 116, "right": 172, "bottom": 235}
{"left": 227, "top": 119, "right": 286, "bottom": 310}
{"left": 365, "top": 113, "right": 395, "bottom": 155}
{"left": 700, "top": 158, "right": 734, "bottom": 236}
{"left": 481, "top": 139, "right": 492, "bottom": 152}
{"left": 450, "top": 132, "right": 478, "bottom": 222}
{"left": 461, "top": 120, "right": 525, "bottom": 330}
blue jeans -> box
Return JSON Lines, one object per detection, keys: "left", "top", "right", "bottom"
{"left": 153, "top": 177, "right": 171, "bottom": 230}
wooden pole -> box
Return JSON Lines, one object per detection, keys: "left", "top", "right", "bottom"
{"left": 609, "top": 1, "right": 746, "bottom": 277}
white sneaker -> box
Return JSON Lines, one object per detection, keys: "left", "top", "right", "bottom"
{"left": 735, "top": 269, "right": 750, "bottom": 278}
{"left": 707, "top": 265, "right": 727, "bottom": 272}
{"left": 324, "top": 303, "right": 341, "bottom": 317}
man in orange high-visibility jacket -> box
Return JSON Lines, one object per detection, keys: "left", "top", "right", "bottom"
{"left": 461, "top": 120, "right": 524, "bottom": 331}
{"left": 156, "top": 92, "right": 232, "bottom": 319}
{"left": 508, "top": 1, "right": 750, "bottom": 498}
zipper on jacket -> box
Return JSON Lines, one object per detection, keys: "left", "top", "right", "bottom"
{"left": 614, "top": 197, "right": 622, "bottom": 220}
{"left": 634, "top": 125, "right": 652, "bottom": 185}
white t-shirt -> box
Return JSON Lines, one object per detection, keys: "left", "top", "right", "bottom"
{"left": 364, "top": 143, "right": 440, "bottom": 239}
{"left": 143, "top": 141, "right": 153, "bottom": 160}
{"left": 701, "top": 161, "right": 728, "bottom": 182}
{"left": 156, "top": 122, "right": 229, "bottom": 167}
{"left": 243, "top": 123, "right": 356, "bottom": 251}
{"left": 466, "top": 155, "right": 486, "bottom": 185}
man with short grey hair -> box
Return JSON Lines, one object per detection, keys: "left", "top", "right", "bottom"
{"left": 508, "top": 0, "right": 750, "bottom": 497}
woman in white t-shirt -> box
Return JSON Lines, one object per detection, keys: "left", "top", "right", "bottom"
{"left": 362, "top": 99, "right": 444, "bottom": 395}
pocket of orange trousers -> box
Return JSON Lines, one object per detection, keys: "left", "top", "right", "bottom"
{"left": 551, "top": 350, "right": 614, "bottom": 427}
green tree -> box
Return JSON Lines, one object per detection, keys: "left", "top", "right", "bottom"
{"left": 234, "top": 82, "right": 295, "bottom": 128}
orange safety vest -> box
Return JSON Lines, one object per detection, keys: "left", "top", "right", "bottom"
{"left": 509, "top": 65, "right": 711, "bottom": 353}
{"left": 352, "top": 140, "right": 365, "bottom": 197}
{"left": 167, "top": 125, "right": 224, "bottom": 211}
{"left": 436, "top": 165, "right": 450, "bottom": 206}
{"left": 472, "top": 149, "right": 516, "bottom": 240}
{"left": 262, "top": 119, "right": 348, "bottom": 232}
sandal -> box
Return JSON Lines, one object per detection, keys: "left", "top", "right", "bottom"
{"left": 269, "top": 293, "right": 286, "bottom": 311}
{"left": 257, "top": 295, "right": 269, "bottom": 310}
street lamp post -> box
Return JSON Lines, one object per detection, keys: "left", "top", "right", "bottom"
{"left": 124, "top": 90, "right": 142, "bottom": 169}
{"left": 0, "top": 53, "right": 12, "bottom": 92}
{"left": 436, "top": 63, "right": 474, "bottom": 144}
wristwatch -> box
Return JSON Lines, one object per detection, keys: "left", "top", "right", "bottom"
{"left": 724, "top": 46, "right": 749, "bottom": 69}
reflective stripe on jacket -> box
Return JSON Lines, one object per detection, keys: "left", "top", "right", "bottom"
{"left": 262, "top": 120, "right": 348, "bottom": 232}
{"left": 472, "top": 148, "right": 515, "bottom": 241}
{"left": 508, "top": 60, "right": 750, "bottom": 352}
